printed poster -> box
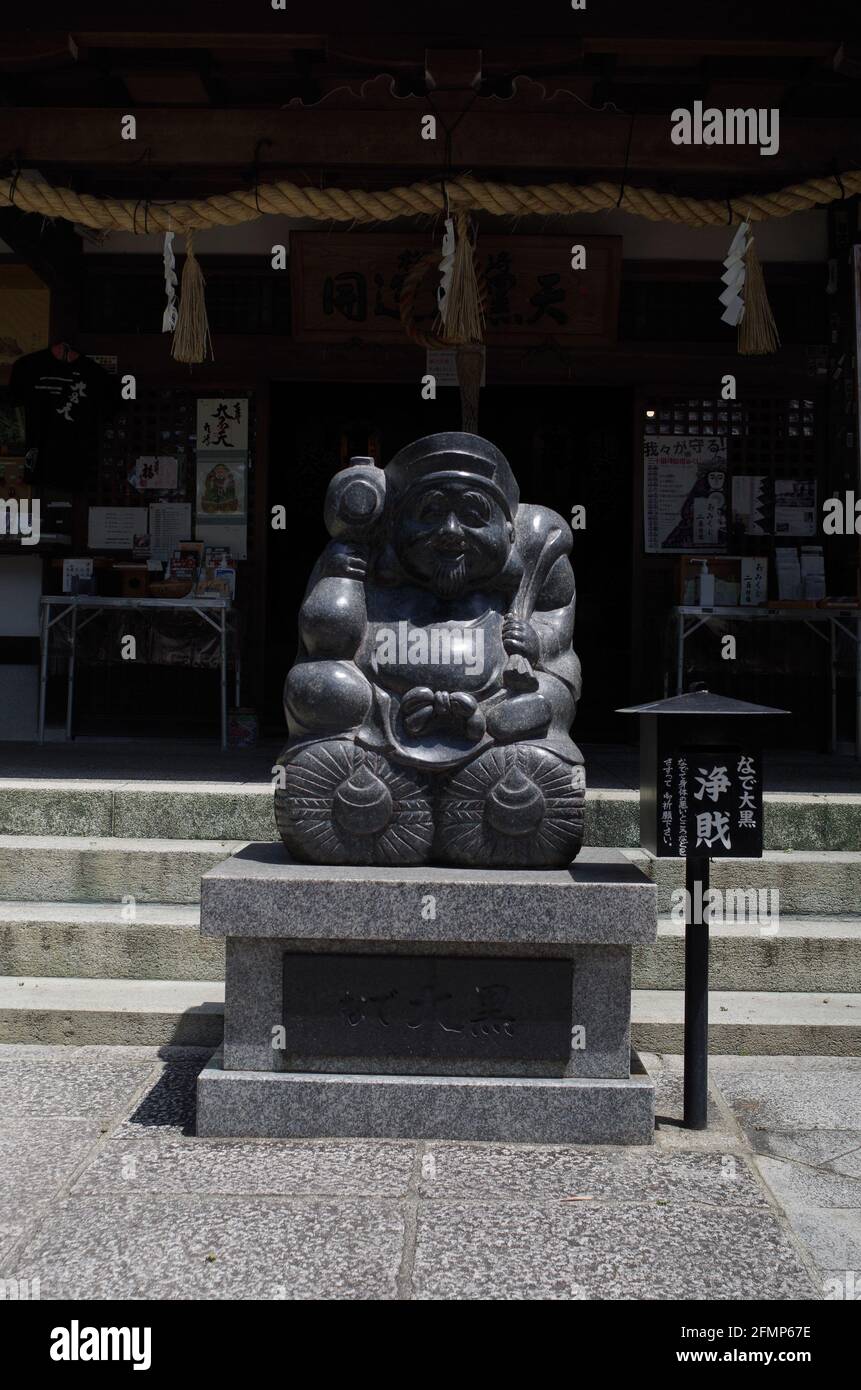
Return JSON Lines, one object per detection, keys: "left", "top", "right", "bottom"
{"left": 195, "top": 398, "right": 248, "bottom": 561}
{"left": 644, "top": 435, "right": 728, "bottom": 553}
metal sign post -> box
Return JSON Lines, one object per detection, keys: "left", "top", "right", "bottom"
{"left": 683, "top": 851, "right": 710, "bottom": 1129}
{"left": 618, "top": 687, "right": 788, "bottom": 1130}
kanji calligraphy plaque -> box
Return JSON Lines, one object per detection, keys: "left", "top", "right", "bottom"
{"left": 281, "top": 952, "right": 574, "bottom": 1061}
{"left": 290, "top": 233, "right": 621, "bottom": 345}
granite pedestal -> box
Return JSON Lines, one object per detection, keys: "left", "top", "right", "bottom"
{"left": 195, "top": 846, "right": 657, "bottom": 1144}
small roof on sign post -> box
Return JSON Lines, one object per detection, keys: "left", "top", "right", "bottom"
{"left": 616, "top": 689, "right": 789, "bottom": 717}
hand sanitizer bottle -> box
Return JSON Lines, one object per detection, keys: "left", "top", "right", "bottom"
{"left": 697, "top": 559, "right": 715, "bottom": 608}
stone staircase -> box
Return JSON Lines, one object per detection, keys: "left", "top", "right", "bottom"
{"left": 0, "top": 779, "right": 859, "bottom": 1053}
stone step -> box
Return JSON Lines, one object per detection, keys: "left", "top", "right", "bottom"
{"left": 1, "top": 779, "right": 859, "bottom": 851}
{"left": 2, "top": 901, "right": 859, "bottom": 993}
{"left": 3, "top": 836, "right": 861, "bottom": 916}
{"left": 0, "top": 976, "right": 224, "bottom": 1046}
{"left": 0, "top": 836, "right": 243, "bottom": 904}
{"left": 636, "top": 916, "right": 861, "bottom": 992}
{"left": 0, "top": 977, "right": 856, "bottom": 1053}
{"left": 0, "top": 902, "right": 224, "bottom": 981}
{"left": 625, "top": 849, "right": 861, "bottom": 917}
{"left": 632, "top": 990, "right": 861, "bottom": 1056}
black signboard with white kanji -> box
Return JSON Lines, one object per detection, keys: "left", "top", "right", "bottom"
{"left": 656, "top": 743, "right": 763, "bottom": 859}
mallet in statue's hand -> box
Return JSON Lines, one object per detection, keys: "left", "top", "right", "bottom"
{"left": 502, "top": 526, "right": 567, "bottom": 690}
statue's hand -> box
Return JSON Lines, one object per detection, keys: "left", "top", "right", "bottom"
{"left": 325, "top": 543, "right": 368, "bottom": 581}
{"left": 487, "top": 692, "right": 551, "bottom": 740}
{"left": 402, "top": 687, "right": 485, "bottom": 741}
{"left": 502, "top": 616, "right": 540, "bottom": 665}
{"left": 401, "top": 687, "right": 436, "bottom": 735}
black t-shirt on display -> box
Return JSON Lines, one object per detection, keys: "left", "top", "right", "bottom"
{"left": 9, "top": 347, "right": 119, "bottom": 491}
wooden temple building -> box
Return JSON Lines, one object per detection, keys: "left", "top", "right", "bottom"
{"left": 0, "top": 0, "right": 859, "bottom": 749}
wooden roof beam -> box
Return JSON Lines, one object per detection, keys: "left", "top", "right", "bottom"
{"left": 0, "top": 106, "right": 857, "bottom": 177}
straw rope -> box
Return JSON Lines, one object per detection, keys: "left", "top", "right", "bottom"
{"left": 2, "top": 169, "right": 860, "bottom": 233}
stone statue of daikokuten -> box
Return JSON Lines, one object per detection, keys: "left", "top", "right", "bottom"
{"left": 275, "top": 432, "right": 585, "bottom": 867}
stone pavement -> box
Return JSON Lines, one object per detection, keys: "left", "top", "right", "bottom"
{"left": 0, "top": 1046, "right": 858, "bottom": 1301}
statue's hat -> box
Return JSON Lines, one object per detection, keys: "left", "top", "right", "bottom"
{"left": 386, "top": 433, "right": 519, "bottom": 519}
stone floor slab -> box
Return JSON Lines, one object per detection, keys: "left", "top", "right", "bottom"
{"left": 750, "top": 1130, "right": 861, "bottom": 1172}
{"left": 714, "top": 1068, "right": 861, "bottom": 1132}
{"left": 6, "top": 1196, "right": 405, "bottom": 1300}
{"left": 73, "top": 1136, "right": 417, "bottom": 1197}
{"left": 755, "top": 1155, "right": 861, "bottom": 1211}
{"left": 653, "top": 1070, "right": 726, "bottom": 1129}
{"left": 0, "top": 1057, "right": 154, "bottom": 1119}
{"left": 411, "top": 1202, "right": 817, "bottom": 1300}
{"left": 416, "top": 1144, "right": 766, "bottom": 1207}
{"left": 781, "top": 1208, "right": 861, "bottom": 1272}
{"left": 117, "top": 1058, "right": 206, "bottom": 1135}
{"left": 0, "top": 1117, "right": 103, "bottom": 1196}
{"left": 0, "top": 1195, "right": 51, "bottom": 1266}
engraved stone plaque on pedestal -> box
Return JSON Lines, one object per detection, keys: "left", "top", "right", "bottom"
{"left": 281, "top": 953, "right": 574, "bottom": 1063}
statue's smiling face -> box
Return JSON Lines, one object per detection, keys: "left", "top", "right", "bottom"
{"left": 395, "top": 481, "right": 512, "bottom": 597}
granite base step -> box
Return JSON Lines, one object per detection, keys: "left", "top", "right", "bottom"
{"left": 3, "top": 838, "right": 861, "bottom": 915}
{"left": 196, "top": 1046, "right": 656, "bottom": 1144}
{"left": 0, "top": 978, "right": 857, "bottom": 1054}
{"left": 1, "top": 901, "right": 858, "bottom": 992}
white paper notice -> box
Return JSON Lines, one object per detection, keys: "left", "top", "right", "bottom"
{"left": 774, "top": 480, "right": 816, "bottom": 537}
{"left": 732, "top": 476, "right": 769, "bottom": 535}
{"left": 149, "top": 502, "right": 192, "bottom": 565}
{"left": 740, "top": 556, "right": 768, "bottom": 606}
{"left": 88, "top": 508, "right": 148, "bottom": 550}
{"left": 62, "top": 558, "right": 94, "bottom": 593}
{"left": 425, "top": 348, "right": 486, "bottom": 387}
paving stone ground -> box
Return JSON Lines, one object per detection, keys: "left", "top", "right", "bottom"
{"left": 0, "top": 1045, "right": 858, "bottom": 1300}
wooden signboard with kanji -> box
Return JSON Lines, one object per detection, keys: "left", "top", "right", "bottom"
{"left": 290, "top": 233, "right": 621, "bottom": 346}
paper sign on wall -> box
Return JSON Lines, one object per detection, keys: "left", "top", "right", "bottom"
{"left": 644, "top": 436, "right": 728, "bottom": 553}
{"left": 149, "top": 502, "right": 192, "bottom": 566}
{"left": 195, "top": 398, "right": 248, "bottom": 561}
{"left": 88, "top": 507, "right": 148, "bottom": 550}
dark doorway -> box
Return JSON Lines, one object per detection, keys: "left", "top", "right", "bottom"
{"left": 265, "top": 382, "right": 634, "bottom": 740}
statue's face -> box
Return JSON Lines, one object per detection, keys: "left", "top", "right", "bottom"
{"left": 394, "top": 480, "right": 512, "bottom": 597}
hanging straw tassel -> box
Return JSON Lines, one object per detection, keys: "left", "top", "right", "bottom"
{"left": 172, "top": 231, "right": 213, "bottom": 363}
{"left": 440, "top": 211, "right": 485, "bottom": 432}
{"left": 738, "top": 236, "right": 780, "bottom": 355}
{"left": 444, "top": 212, "right": 485, "bottom": 345}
